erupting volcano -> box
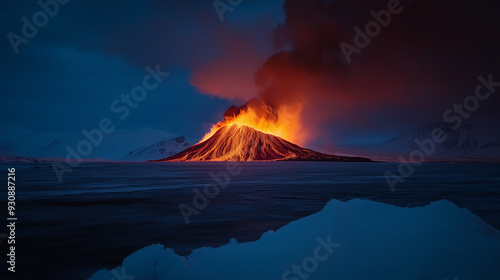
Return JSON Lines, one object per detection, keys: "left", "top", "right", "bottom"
{"left": 156, "top": 122, "right": 370, "bottom": 162}
{"left": 155, "top": 99, "right": 371, "bottom": 162}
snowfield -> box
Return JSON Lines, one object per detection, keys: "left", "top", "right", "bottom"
{"left": 123, "top": 136, "right": 191, "bottom": 161}
{"left": 88, "top": 198, "right": 500, "bottom": 280}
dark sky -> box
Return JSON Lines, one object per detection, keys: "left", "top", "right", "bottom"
{"left": 1, "top": 0, "right": 499, "bottom": 146}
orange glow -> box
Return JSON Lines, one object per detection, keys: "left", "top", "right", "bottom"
{"left": 155, "top": 100, "right": 372, "bottom": 162}
{"left": 162, "top": 123, "right": 361, "bottom": 162}
{"left": 200, "top": 103, "right": 306, "bottom": 145}
{"left": 173, "top": 124, "right": 304, "bottom": 161}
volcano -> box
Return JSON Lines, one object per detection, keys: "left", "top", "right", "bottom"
{"left": 154, "top": 124, "right": 371, "bottom": 162}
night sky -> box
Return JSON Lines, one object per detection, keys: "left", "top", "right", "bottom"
{"left": 1, "top": 0, "right": 499, "bottom": 148}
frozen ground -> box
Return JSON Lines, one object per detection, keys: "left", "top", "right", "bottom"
{"left": 2, "top": 162, "right": 499, "bottom": 279}
{"left": 89, "top": 198, "right": 500, "bottom": 280}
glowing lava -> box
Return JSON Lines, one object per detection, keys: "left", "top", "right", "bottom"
{"left": 153, "top": 99, "right": 371, "bottom": 162}
{"left": 155, "top": 124, "right": 371, "bottom": 162}
{"left": 200, "top": 100, "right": 305, "bottom": 145}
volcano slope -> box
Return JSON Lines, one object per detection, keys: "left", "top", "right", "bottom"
{"left": 153, "top": 124, "right": 371, "bottom": 162}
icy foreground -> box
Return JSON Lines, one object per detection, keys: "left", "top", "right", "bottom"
{"left": 88, "top": 199, "right": 500, "bottom": 280}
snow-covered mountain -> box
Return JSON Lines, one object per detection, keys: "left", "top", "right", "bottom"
{"left": 123, "top": 136, "right": 191, "bottom": 161}
{"left": 0, "top": 124, "right": 66, "bottom": 155}
{"left": 329, "top": 122, "right": 500, "bottom": 162}
{"left": 0, "top": 124, "right": 188, "bottom": 161}
{"left": 382, "top": 122, "right": 499, "bottom": 160}
{"left": 315, "top": 122, "right": 500, "bottom": 162}
{"left": 34, "top": 128, "right": 179, "bottom": 160}
{"left": 385, "top": 122, "right": 478, "bottom": 155}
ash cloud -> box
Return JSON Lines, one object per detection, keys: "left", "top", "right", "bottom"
{"left": 192, "top": 0, "right": 500, "bottom": 143}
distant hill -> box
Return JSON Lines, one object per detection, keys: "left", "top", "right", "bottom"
{"left": 123, "top": 137, "right": 191, "bottom": 161}
{"left": 329, "top": 122, "right": 500, "bottom": 162}
{"left": 0, "top": 125, "right": 185, "bottom": 161}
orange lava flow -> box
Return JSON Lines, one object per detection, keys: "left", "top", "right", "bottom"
{"left": 158, "top": 123, "right": 371, "bottom": 162}
{"left": 200, "top": 103, "right": 305, "bottom": 145}
{"left": 178, "top": 124, "right": 302, "bottom": 161}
